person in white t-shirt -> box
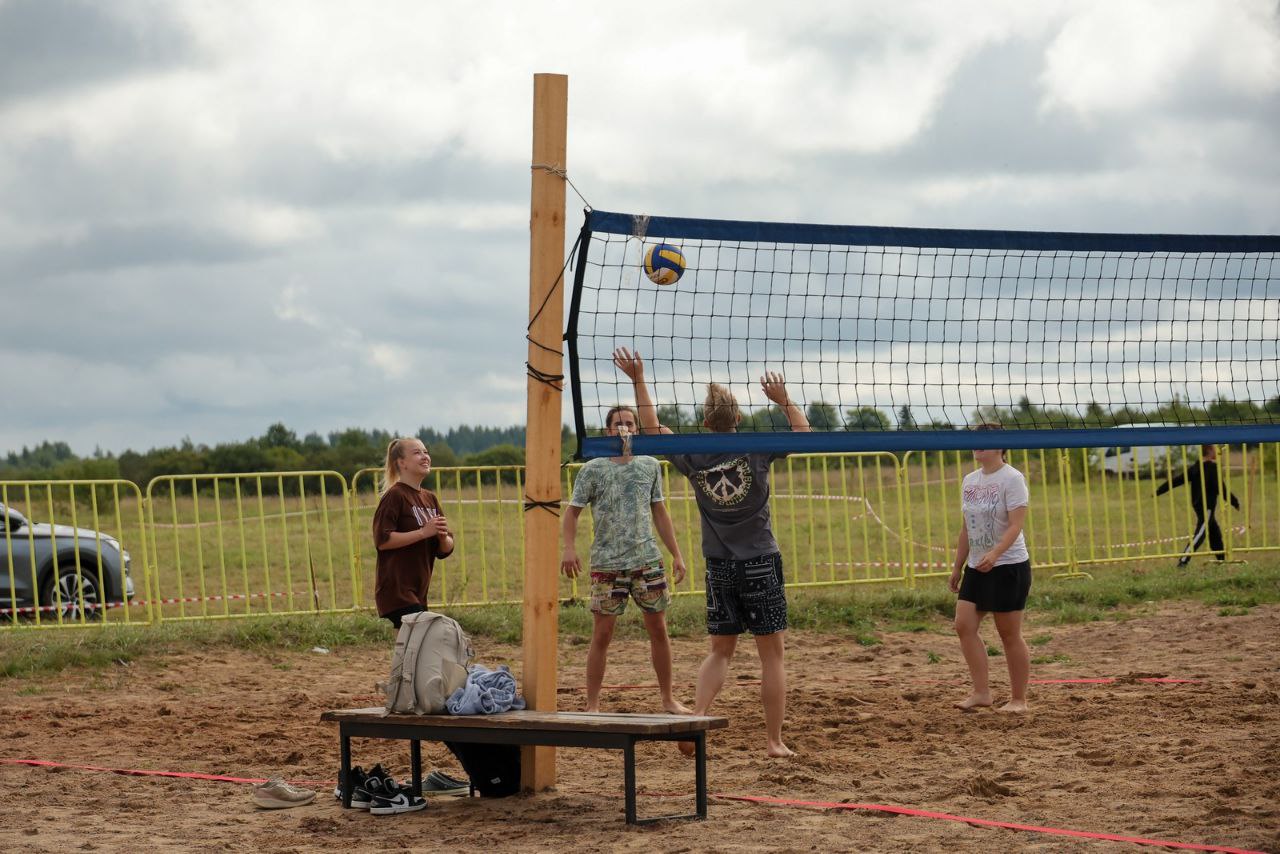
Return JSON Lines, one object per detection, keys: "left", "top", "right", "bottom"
{"left": 948, "top": 425, "right": 1032, "bottom": 714}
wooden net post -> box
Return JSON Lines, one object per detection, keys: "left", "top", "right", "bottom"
{"left": 521, "top": 72, "right": 568, "bottom": 791}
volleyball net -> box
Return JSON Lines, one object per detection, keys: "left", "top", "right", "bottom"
{"left": 566, "top": 209, "right": 1280, "bottom": 459}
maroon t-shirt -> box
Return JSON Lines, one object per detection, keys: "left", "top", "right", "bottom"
{"left": 371, "top": 483, "right": 449, "bottom": 616}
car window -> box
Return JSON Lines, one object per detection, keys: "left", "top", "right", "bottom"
{"left": 2, "top": 510, "right": 27, "bottom": 535}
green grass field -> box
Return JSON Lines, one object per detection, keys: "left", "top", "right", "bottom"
{"left": 3, "top": 554, "right": 1277, "bottom": 678}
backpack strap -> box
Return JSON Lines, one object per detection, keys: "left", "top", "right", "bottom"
{"left": 382, "top": 611, "right": 432, "bottom": 713}
{"left": 398, "top": 612, "right": 434, "bottom": 713}
{"left": 380, "top": 621, "right": 408, "bottom": 710}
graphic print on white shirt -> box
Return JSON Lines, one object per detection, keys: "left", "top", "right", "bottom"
{"left": 961, "top": 464, "right": 1030, "bottom": 568}
{"left": 963, "top": 482, "right": 1002, "bottom": 554}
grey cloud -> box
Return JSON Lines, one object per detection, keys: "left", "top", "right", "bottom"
{"left": 0, "top": 136, "right": 198, "bottom": 223}
{"left": 2, "top": 5, "right": 1277, "bottom": 457}
{"left": 0, "top": 0, "right": 197, "bottom": 106}
{"left": 247, "top": 146, "right": 521, "bottom": 210}
{"left": 1, "top": 221, "right": 272, "bottom": 280}
{"left": 879, "top": 37, "right": 1117, "bottom": 176}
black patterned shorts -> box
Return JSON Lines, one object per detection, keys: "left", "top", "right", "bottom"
{"left": 704, "top": 552, "right": 788, "bottom": 636}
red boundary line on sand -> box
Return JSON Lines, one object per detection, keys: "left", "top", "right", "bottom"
{"left": 557, "top": 676, "right": 1201, "bottom": 692}
{"left": 0, "top": 758, "right": 330, "bottom": 789}
{"left": 2, "top": 759, "right": 1261, "bottom": 853}
{"left": 716, "top": 793, "right": 1263, "bottom": 854}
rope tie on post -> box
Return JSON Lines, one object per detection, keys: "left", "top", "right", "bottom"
{"left": 525, "top": 362, "right": 564, "bottom": 391}
{"left": 530, "top": 162, "right": 592, "bottom": 210}
{"left": 523, "top": 497, "right": 561, "bottom": 517}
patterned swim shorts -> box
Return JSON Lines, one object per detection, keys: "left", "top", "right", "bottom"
{"left": 704, "top": 552, "right": 788, "bottom": 636}
{"left": 589, "top": 564, "right": 670, "bottom": 616}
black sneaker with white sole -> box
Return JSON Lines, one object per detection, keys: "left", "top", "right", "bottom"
{"left": 333, "top": 765, "right": 368, "bottom": 801}
{"left": 347, "top": 764, "right": 394, "bottom": 810}
{"left": 369, "top": 782, "right": 427, "bottom": 816}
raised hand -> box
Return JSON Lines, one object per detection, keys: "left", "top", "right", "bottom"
{"left": 613, "top": 347, "right": 646, "bottom": 382}
{"left": 760, "top": 370, "right": 790, "bottom": 405}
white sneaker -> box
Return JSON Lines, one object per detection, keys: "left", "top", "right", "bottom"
{"left": 253, "top": 778, "right": 317, "bottom": 809}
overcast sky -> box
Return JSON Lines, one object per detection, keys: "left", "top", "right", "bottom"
{"left": 1, "top": 0, "right": 1277, "bottom": 456}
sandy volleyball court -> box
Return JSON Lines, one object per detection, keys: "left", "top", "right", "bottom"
{"left": 1, "top": 603, "right": 1277, "bottom": 852}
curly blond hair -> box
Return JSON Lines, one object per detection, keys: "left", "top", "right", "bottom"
{"left": 703, "top": 383, "right": 741, "bottom": 432}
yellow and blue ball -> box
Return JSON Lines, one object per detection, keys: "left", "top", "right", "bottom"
{"left": 643, "top": 243, "right": 686, "bottom": 286}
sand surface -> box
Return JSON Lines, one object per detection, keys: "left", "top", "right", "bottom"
{"left": 2, "top": 602, "right": 1277, "bottom": 853}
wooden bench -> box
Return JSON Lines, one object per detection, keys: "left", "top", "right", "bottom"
{"left": 321, "top": 707, "right": 728, "bottom": 824}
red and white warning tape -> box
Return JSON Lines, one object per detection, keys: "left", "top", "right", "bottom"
{"left": 1100, "top": 524, "right": 1247, "bottom": 549}
{"left": 0, "top": 589, "right": 304, "bottom": 617}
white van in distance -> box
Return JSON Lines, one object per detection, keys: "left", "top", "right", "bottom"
{"left": 1090, "top": 424, "right": 1177, "bottom": 477}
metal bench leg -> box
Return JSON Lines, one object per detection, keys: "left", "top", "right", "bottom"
{"left": 696, "top": 734, "right": 708, "bottom": 819}
{"left": 410, "top": 739, "right": 422, "bottom": 796}
{"left": 340, "top": 729, "right": 353, "bottom": 808}
{"left": 624, "top": 739, "right": 638, "bottom": 824}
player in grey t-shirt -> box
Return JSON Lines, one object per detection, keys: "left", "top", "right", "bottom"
{"left": 615, "top": 347, "right": 809, "bottom": 758}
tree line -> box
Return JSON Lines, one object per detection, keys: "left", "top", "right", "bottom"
{"left": 4, "top": 392, "right": 1276, "bottom": 488}
{"left": 0, "top": 423, "right": 575, "bottom": 488}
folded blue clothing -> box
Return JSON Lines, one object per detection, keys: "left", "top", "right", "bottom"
{"left": 446, "top": 664, "right": 527, "bottom": 715}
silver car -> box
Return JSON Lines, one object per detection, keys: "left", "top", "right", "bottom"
{"left": 1, "top": 503, "right": 136, "bottom": 621}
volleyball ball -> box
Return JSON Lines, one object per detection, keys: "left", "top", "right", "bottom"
{"left": 643, "top": 243, "right": 686, "bottom": 286}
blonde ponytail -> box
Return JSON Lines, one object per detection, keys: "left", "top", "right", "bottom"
{"left": 381, "top": 437, "right": 416, "bottom": 494}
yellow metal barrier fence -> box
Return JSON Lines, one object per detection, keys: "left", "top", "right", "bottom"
{"left": 3, "top": 444, "right": 1276, "bottom": 628}
{"left": 1, "top": 479, "right": 152, "bottom": 627}
{"left": 145, "top": 471, "right": 358, "bottom": 621}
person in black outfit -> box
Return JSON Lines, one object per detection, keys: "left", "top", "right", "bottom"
{"left": 1154, "top": 444, "right": 1241, "bottom": 566}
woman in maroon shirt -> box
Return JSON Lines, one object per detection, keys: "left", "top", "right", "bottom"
{"left": 371, "top": 437, "right": 454, "bottom": 628}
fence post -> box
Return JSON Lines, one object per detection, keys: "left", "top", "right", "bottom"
{"left": 1054, "top": 450, "right": 1088, "bottom": 579}
{"left": 143, "top": 487, "right": 165, "bottom": 624}
{"left": 895, "top": 456, "right": 914, "bottom": 588}
{"left": 1222, "top": 445, "right": 1237, "bottom": 563}
{"left": 348, "top": 475, "right": 362, "bottom": 607}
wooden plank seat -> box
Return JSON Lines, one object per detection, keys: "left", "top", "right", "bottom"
{"left": 321, "top": 708, "right": 729, "bottom": 824}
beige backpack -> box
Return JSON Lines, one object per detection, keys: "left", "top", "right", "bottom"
{"left": 381, "top": 611, "right": 473, "bottom": 715}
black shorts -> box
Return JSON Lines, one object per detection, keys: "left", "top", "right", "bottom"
{"left": 958, "top": 559, "right": 1032, "bottom": 613}
{"left": 704, "top": 552, "right": 788, "bottom": 636}
{"left": 383, "top": 604, "right": 426, "bottom": 629}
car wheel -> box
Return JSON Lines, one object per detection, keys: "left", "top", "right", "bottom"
{"left": 41, "top": 566, "right": 105, "bottom": 622}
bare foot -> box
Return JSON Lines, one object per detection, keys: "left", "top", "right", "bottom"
{"left": 954, "top": 692, "right": 992, "bottom": 711}
{"left": 766, "top": 742, "right": 796, "bottom": 758}
{"left": 584, "top": 704, "right": 600, "bottom": 713}
{"left": 677, "top": 740, "right": 696, "bottom": 757}
{"left": 997, "top": 699, "right": 1029, "bottom": 714}
{"left": 663, "top": 699, "right": 694, "bottom": 715}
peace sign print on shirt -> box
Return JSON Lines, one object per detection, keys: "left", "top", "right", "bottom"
{"left": 694, "top": 457, "right": 754, "bottom": 507}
